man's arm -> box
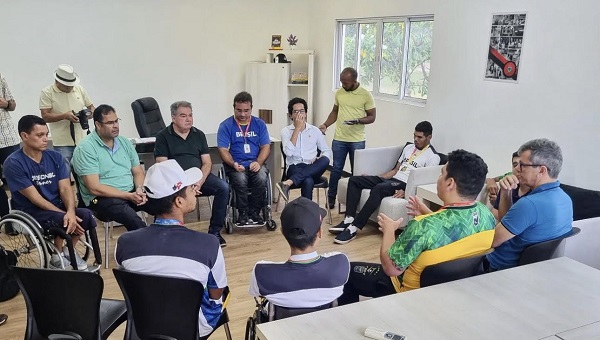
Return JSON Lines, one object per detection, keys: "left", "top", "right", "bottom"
{"left": 199, "top": 154, "right": 212, "bottom": 187}
{"left": 250, "top": 144, "right": 271, "bottom": 172}
{"left": 155, "top": 156, "right": 168, "bottom": 163}
{"left": 359, "top": 107, "right": 376, "bottom": 125}
{"left": 40, "top": 108, "right": 78, "bottom": 123}
{"left": 218, "top": 147, "right": 236, "bottom": 168}
{"left": 319, "top": 104, "right": 339, "bottom": 133}
{"left": 378, "top": 214, "right": 405, "bottom": 277}
{"left": 58, "top": 178, "right": 84, "bottom": 234}
{"left": 18, "top": 186, "right": 64, "bottom": 213}
{"left": 492, "top": 222, "right": 516, "bottom": 248}
{"left": 379, "top": 162, "right": 401, "bottom": 179}
{"left": 497, "top": 189, "right": 513, "bottom": 221}
{"left": 0, "top": 98, "right": 15, "bottom": 111}
{"left": 81, "top": 173, "right": 136, "bottom": 201}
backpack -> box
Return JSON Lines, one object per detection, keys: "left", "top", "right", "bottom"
{"left": 0, "top": 246, "right": 19, "bottom": 301}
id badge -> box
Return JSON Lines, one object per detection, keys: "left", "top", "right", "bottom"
{"left": 244, "top": 143, "right": 251, "bottom": 153}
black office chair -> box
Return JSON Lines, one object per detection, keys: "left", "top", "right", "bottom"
{"left": 113, "top": 268, "right": 232, "bottom": 340}
{"left": 420, "top": 249, "right": 493, "bottom": 288}
{"left": 131, "top": 97, "right": 166, "bottom": 153}
{"left": 518, "top": 227, "right": 581, "bottom": 266}
{"left": 11, "top": 266, "right": 126, "bottom": 340}
{"left": 245, "top": 298, "right": 335, "bottom": 340}
{"left": 277, "top": 143, "right": 332, "bottom": 224}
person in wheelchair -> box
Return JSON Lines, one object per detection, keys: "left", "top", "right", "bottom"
{"left": 116, "top": 159, "right": 228, "bottom": 338}
{"left": 3, "top": 115, "right": 96, "bottom": 270}
{"left": 248, "top": 197, "right": 350, "bottom": 308}
{"left": 217, "top": 91, "right": 271, "bottom": 225}
{"left": 277, "top": 97, "right": 331, "bottom": 201}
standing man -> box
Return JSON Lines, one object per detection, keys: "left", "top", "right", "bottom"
{"left": 39, "top": 64, "right": 95, "bottom": 164}
{"left": 338, "top": 150, "right": 495, "bottom": 304}
{"left": 319, "top": 67, "right": 376, "bottom": 209}
{"left": 330, "top": 121, "right": 440, "bottom": 245}
{"left": 277, "top": 97, "right": 331, "bottom": 201}
{"left": 485, "top": 138, "right": 573, "bottom": 271}
{"left": 249, "top": 197, "right": 350, "bottom": 308}
{"left": 72, "top": 104, "right": 148, "bottom": 231}
{"left": 116, "top": 160, "right": 227, "bottom": 338}
{"left": 217, "top": 91, "right": 271, "bottom": 226}
{"left": 0, "top": 72, "right": 20, "bottom": 219}
{"left": 154, "top": 101, "right": 229, "bottom": 246}
{"left": 4, "top": 115, "right": 97, "bottom": 270}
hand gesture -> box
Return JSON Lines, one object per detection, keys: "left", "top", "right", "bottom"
{"left": 293, "top": 112, "right": 306, "bottom": 130}
{"left": 65, "top": 110, "right": 79, "bottom": 123}
{"left": 63, "top": 211, "right": 84, "bottom": 235}
{"left": 498, "top": 174, "right": 519, "bottom": 191}
{"left": 318, "top": 124, "right": 327, "bottom": 134}
{"left": 0, "top": 98, "right": 8, "bottom": 109}
{"left": 377, "top": 213, "right": 403, "bottom": 234}
{"left": 233, "top": 162, "right": 245, "bottom": 172}
{"left": 249, "top": 161, "right": 261, "bottom": 172}
{"left": 406, "top": 196, "right": 430, "bottom": 217}
{"left": 392, "top": 189, "right": 405, "bottom": 198}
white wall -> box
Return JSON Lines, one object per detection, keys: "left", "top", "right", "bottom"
{"left": 308, "top": 0, "right": 600, "bottom": 190}
{"left": 1, "top": 0, "right": 309, "bottom": 138}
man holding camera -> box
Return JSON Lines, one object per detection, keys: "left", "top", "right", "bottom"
{"left": 39, "top": 64, "right": 95, "bottom": 164}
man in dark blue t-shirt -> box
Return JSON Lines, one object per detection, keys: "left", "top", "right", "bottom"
{"left": 217, "top": 91, "right": 270, "bottom": 225}
{"left": 3, "top": 115, "right": 97, "bottom": 270}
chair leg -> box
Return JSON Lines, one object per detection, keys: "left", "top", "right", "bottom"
{"left": 223, "top": 323, "right": 233, "bottom": 340}
{"left": 208, "top": 196, "right": 213, "bottom": 210}
{"left": 274, "top": 192, "right": 282, "bottom": 212}
{"left": 104, "top": 221, "right": 111, "bottom": 269}
{"left": 323, "top": 188, "right": 332, "bottom": 224}
{"left": 196, "top": 198, "right": 201, "bottom": 221}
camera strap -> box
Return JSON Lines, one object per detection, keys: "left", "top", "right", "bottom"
{"left": 69, "top": 122, "right": 91, "bottom": 144}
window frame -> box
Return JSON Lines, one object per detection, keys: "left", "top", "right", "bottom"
{"left": 334, "top": 15, "right": 434, "bottom": 105}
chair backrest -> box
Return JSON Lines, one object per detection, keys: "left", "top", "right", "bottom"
{"left": 12, "top": 266, "right": 104, "bottom": 340}
{"left": 518, "top": 227, "right": 581, "bottom": 266}
{"left": 113, "top": 268, "right": 203, "bottom": 340}
{"left": 420, "top": 250, "right": 493, "bottom": 288}
{"left": 131, "top": 97, "right": 166, "bottom": 138}
{"left": 269, "top": 300, "right": 336, "bottom": 321}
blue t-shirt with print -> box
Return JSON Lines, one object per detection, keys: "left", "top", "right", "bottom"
{"left": 217, "top": 116, "right": 270, "bottom": 167}
{"left": 3, "top": 149, "right": 70, "bottom": 211}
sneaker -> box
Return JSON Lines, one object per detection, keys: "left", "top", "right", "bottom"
{"left": 276, "top": 182, "right": 291, "bottom": 201}
{"left": 334, "top": 228, "right": 357, "bottom": 245}
{"left": 249, "top": 211, "right": 264, "bottom": 225}
{"left": 327, "top": 197, "right": 336, "bottom": 210}
{"left": 211, "top": 232, "right": 227, "bottom": 247}
{"left": 49, "top": 253, "right": 71, "bottom": 269}
{"left": 0, "top": 313, "right": 7, "bottom": 326}
{"left": 63, "top": 247, "right": 88, "bottom": 270}
{"left": 237, "top": 211, "right": 249, "bottom": 226}
{"left": 329, "top": 216, "right": 354, "bottom": 234}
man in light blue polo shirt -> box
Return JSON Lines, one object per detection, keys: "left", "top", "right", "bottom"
{"left": 72, "top": 104, "right": 148, "bottom": 231}
{"left": 486, "top": 138, "right": 573, "bottom": 270}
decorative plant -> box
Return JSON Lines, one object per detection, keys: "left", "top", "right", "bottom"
{"left": 287, "top": 34, "right": 298, "bottom": 46}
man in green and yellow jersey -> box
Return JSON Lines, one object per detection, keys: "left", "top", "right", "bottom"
{"left": 319, "top": 67, "right": 376, "bottom": 209}
{"left": 338, "top": 149, "right": 495, "bottom": 304}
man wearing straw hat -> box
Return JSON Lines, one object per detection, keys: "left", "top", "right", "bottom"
{"left": 39, "top": 64, "right": 95, "bottom": 164}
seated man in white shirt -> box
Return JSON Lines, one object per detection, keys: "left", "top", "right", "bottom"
{"left": 249, "top": 197, "right": 350, "bottom": 308}
{"left": 276, "top": 98, "right": 332, "bottom": 201}
{"left": 330, "top": 121, "right": 441, "bottom": 244}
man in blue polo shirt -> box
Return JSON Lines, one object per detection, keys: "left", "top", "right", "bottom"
{"left": 116, "top": 159, "right": 227, "bottom": 338}
{"left": 249, "top": 197, "right": 350, "bottom": 308}
{"left": 217, "top": 91, "right": 270, "bottom": 225}
{"left": 4, "top": 115, "right": 97, "bottom": 270}
{"left": 72, "top": 104, "right": 148, "bottom": 231}
{"left": 486, "top": 138, "right": 573, "bottom": 270}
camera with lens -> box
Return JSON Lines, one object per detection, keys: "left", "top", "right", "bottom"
{"left": 75, "top": 109, "right": 91, "bottom": 130}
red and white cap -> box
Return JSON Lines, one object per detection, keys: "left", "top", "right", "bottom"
{"left": 143, "top": 159, "right": 202, "bottom": 199}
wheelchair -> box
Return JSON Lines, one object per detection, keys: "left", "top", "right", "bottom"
{"left": 0, "top": 209, "right": 101, "bottom": 272}
{"left": 219, "top": 166, "right": 277, "bottom": 234}
{"left": 244, "top": 296, "right": 336, "bottom": 340}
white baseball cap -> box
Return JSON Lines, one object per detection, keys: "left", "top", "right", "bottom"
{"left": 143, "top": 159, "right": 203, "bottom": 199}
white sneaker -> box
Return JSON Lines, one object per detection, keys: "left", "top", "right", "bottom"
{"left": 62, "top": 247, "right": 88, "bottom": 270}
{"left": 49, "top": 253, "right": 70, "bottom": 269}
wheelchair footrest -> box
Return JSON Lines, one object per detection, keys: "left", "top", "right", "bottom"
{"left": 236, "top": 222, "right": 267, "bottom": 228}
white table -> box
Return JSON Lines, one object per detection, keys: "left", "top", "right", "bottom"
{"left": 256, "top": 257, "right": 600, "bottom": 340}
{"left": 416, "top": 183, "right": 443, "bottom": 206}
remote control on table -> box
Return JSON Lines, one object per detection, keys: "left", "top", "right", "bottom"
{"left": 364, "top": 327, "right": 405, "bottom": 340}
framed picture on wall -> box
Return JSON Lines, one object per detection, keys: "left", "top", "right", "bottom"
{"left": 484, "top": 13, "right": 527, "bottom": 83}
{"left": 271, "top": 35, "right": 282, "bottom": 50}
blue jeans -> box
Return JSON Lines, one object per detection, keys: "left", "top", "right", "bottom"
{"left": 198, "top": 173, "right": 229, "bottom": 234}
{"left": 224, "top": 164, "right": 268, "bottom": 214}
{"left": 53, "top": 146, "right": 75, "bottom": 166}
{"left": 328, "top": 140, "right": 365, "bottom": 200}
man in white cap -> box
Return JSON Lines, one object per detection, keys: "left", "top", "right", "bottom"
{"left": 116, "top": 159, "right": 228, "bottom": 338}
{"left": 39, "top": 64, "right": 95, "bottom": 164}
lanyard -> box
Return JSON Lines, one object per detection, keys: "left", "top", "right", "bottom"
{"left": 235, "top": 116, "right": 252, "bottom": 143}
{"left": 440, "top": 201, "right": 476, "bottom": 209}
{"left": 403, "top": 144, "right": 429, "bottom": 167}
{"left": 154, "top": 218, "right": 184, "bottom": 226}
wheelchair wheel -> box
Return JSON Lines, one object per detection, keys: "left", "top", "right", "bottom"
{"left": 0, "top": 215, "right": 49, "bottom": 268}
{"left": 266, "top": 220, "right": 277, "bottom": 231}
{"left": 245, "top": 316, "right": 256, "bottom": 340}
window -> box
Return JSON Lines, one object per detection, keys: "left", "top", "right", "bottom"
{"left": 335, "top": 16, "right": 434, "bottom": 103}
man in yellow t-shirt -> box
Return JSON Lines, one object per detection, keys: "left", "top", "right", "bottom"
{"left": 319, "top": 67, "right": 376, "bottom": 209}
{"left": 39, "top": 64, "right": 95, "bottom": 164}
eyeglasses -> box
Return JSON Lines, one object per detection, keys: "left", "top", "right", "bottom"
{"left": 518, "top": 161, "right": 542, "bottom": 170}
{"left": 292, "top": 109, "right": 306, "bottom": 114}
{"left": 100, "top": 118, "right": 121, "bottom": 127}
